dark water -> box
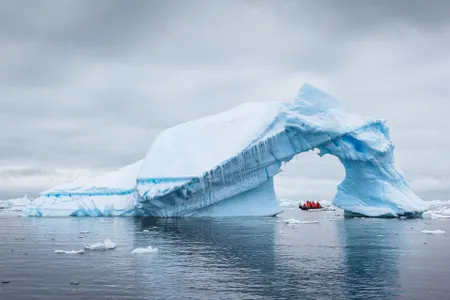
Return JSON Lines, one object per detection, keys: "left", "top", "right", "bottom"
{"left": 1, "top": 210, "right": 450, "bottom": 300}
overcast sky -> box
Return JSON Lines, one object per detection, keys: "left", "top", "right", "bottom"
{"left": 1, "top": 0, "right": 449, "bottom": 201}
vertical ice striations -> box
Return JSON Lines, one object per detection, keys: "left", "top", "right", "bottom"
{"left": 135, "top": 102, "right": 286, "bottom": 217}
{"left": 136, "top": 84, "right": 427, "bottom": 217}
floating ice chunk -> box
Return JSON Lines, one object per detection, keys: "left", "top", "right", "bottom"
{"left": 84, "top": 238, "right": 116, "bottom": 250}
{"left": 284, "top": 218, "right": 319, "bottom": 224}
{"left": 84, "top": 242, "right": 106, "bottom": 250}
{"left": 131, "top": 246, "right": 159, "bottom": 254}
{"left": 421, "top": 230, "right": 446, "bottom": 235}
{"left": 80, "top": 231, "right": 90, "bottom": 234}
{"left": 104, "top": 238, "right": 116, "bottom": 249}
{"left": 54, "top": 249, "right": 85, "bottom": 254}
{"left": 143, "top": 230, "right": 150, "bottom": 232}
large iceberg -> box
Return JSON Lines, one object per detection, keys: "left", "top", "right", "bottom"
{"left": 22, "top": 84, "right": 428, "bottom": 217}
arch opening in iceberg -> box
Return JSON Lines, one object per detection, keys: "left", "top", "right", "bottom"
{"left": 136, "top": 84, "right": 427, "bottom": 218}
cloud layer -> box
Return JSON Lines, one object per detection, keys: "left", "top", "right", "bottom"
{"left": 1, "top": 0, "right": 449, "bottom": 200}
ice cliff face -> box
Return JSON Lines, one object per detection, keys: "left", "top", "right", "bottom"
{"left": 22, "top": 84, "right": 428, "bottom": 217}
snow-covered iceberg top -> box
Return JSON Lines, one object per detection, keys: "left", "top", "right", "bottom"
{"left": 22, "top": 83, "right": 428, "bottom": 218}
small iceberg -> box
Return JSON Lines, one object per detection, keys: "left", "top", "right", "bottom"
{"left": 422, "top": 201, "right": 450, "bottom": 219}
{"left": 131, "top": 246, "right": 159, "bottom": 254}
{"left": 54, "top": 249, "right": 85, "bottom": 254}
{"left": 84, "top": 238, "right": 116, "bottom": 250}
{"left": 0, "top": 195, "right": 32, "bottom": 212}
{"left": 79, "top": 230, "right": 90, "bottom": 234}
{"left": 284, "top": 218, "right": 319, "bottom": 225}
{"left": 420, "top": 230, "right": 446, "bottom": 235}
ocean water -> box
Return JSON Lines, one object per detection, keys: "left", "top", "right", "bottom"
{"left": 1, "top": 208, "right": 450, "bottom": 300}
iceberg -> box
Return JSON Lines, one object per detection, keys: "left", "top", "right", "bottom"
{"left": 22, "top": 161, "right": 142, "bottom": 217}
{"left": 22, "top": 84, "right": 428, "bottom": 218}
{"left": 136, "top": 84, "right": 427, "bottom": 217}
{"left": 0, "top": 195, "right": 32, "bottom": 211}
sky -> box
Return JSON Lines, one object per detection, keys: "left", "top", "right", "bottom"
{"left": 1, "top": 0, "right": 449, "bottom": 201}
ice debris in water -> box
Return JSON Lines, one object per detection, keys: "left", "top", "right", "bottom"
{"left": 79, "top": 231, "right": 90, "bottom": 234}
{"left": 131, "top": 246, "right": 159, "bottom": 254}
{"left": 284, "top": 218, "right": 319, "bottom": 225}
{"left": 84, "top": 238, "right": 116, "bottom": 250}
{"left": 421, "top": 230, "right": 446, "bottom": 235}
{"left": 54, "top": 249, "right": 85, "bottom": 254}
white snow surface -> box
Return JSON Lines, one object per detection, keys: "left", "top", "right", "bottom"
{"left": 131, "top": 246, "right": 159, "bottom": 254}
{"left": 139, "top": 102, "right": 283, "bottom": 178}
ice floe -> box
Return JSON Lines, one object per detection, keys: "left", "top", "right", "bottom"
{"left": 284, "top": 218, "right": 319, "bottom": 225}
{"left": 420, "top": 230, "right": 446, "bottom": 235}
{"left": 131, "top": 246, "right": 159, "bottom": 254}
{"left": 54, "top": 249, "right": 85, "bottom": 254}
{"left": 84, "top": 238, "right": 116, "bottom": 250}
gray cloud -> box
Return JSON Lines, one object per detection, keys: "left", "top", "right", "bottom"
{"left": 1, "top": 0, "right": 449, "bottom": 200}
{"left": 0, "top": 167, "right": 54, "bottom": 178}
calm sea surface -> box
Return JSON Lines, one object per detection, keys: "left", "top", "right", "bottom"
{"left": 1, "top": 209, "right": 450, "bottom": 300}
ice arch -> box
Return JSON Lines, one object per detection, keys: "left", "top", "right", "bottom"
{"left": 136, "top": 84, "right": 427, "bottom": 217}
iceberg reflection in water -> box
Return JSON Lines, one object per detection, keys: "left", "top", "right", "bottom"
{"left": 4, "top": 210, "right": 444, "bottom": 299}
